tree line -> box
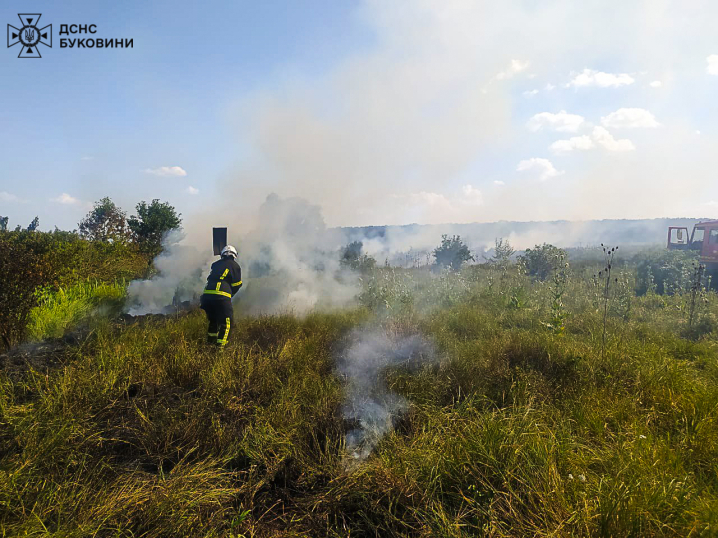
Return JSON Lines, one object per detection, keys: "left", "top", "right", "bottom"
{"left": 0, "top": 197, "right": 182, "bottom": 255}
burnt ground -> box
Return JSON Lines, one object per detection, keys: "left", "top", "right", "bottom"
{"left": 0, "top": 302, "right": 198, "bottom": 383}
{"left": 0, "top": 333, "right": 85, "bottom": 383}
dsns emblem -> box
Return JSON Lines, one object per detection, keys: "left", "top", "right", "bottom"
{"left": 7, "top": 14, "right": 52, "bottom": 58}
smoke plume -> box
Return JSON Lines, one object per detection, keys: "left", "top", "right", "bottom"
{"left": 124, "top": 194, "right": 360, "bottom": 316}
{"left": 125, "top": 230, "right": 211, "bottom": 315}
{"left": 338, "top": 328, "right": 437, "bottom": 464}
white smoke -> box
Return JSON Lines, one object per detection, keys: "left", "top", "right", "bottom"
{"left": 238, "top": 194, "right": 360, "bottom": 315}
{"left": 124, "top": 194, "right": 361, "bottom": 316}
{"left": 338, "top": 328, "right": 437, "bottom": 464}
{"left": 191, "top": 0, "right": 718, "bottom": 228}
{"left": 125, "top": 230, "right": 212, "bottom": 315}
{"left": 124, "top": 209, "right": 703, "bottom": 317}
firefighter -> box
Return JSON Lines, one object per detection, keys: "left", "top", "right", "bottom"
{"left": 200, "top": 245, "right": 242, "bottom": 347}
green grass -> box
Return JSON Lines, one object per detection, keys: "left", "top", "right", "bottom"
{"left": 2, "top": 264, "right": 718, "bottom": 536}
{"left": 26, "top": 280, "right": 127, "bottom": 341}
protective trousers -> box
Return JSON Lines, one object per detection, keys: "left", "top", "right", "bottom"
{"left": 200, "top": 296, "right": 233, "bottom": 347}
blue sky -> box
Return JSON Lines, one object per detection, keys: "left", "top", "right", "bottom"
{"left": 1, "top": 1, "right": 717, "bottom": 231}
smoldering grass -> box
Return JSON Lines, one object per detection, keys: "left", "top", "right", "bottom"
{"left": 337, "top": 328, "right": 438, "bottom": 465}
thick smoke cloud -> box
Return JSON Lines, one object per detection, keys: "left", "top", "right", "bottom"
{"left": 125, "top": 194, "right": 359, "bottom": 316}
{"left": 125, "top": 230, "right": 210, "bottom": 315}
{"left": 238, "top": 194, "right": 359, "bottom": 315}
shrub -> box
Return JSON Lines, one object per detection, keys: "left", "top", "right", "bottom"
{"left": 635, "top": 249, "right": 698, "bottom": 295}
{"left": 0, "top": 232, "right": 53, "bottom": 349}
{"left": 490, "top": 237, "right": 515, "bottom": 266}
{"left": 519, "top": 243, "right": 567, "bottom": 281}
{"left": 0, "top": 231, "right": 150, "bottom": 350}
{"left": 341, "top": 241, "right": 377, "bottom": 273}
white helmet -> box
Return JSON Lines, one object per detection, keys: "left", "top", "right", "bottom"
{"left": 221, "top": 245, "right": 238, "bottom": 259}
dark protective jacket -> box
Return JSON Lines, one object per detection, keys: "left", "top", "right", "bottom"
{"left": 202, "top": 257, "right": 242, "bottom": 299}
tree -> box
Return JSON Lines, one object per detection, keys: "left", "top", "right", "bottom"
{"left": 26, "top": 216, "right": 39, "bottom": 232}
{"left": 490, "top": 237, "right": 515, "bottom": 265}
{"left": 341, "top": 241, "right": 363, "bottom": 264}
{"left": 128, "top": 199, "right": 182, "bottom": 254}
{"left": 0, "top": 216, "right": 8, "bottom": 232}
{"left": 340, "top": 241, "right": 376, "bottom": 272}
{"left": 79, "top": 197, "right": 130, "bottom": 242}
{"left": 433, "top": 235, "right": 474, "bottom": 272}
{"left": 518, "top": 243, "right": 567, "bottom": 280}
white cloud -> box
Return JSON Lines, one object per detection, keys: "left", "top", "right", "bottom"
{"left": 81, "top": 156, "right": 93, "bottom": 161}
{"left": 493, "top": 180, "right": 505, "bottom": 186}
{"left": 649, "top": 80, "right": 662, "bottom": 88}
{"left": 516, "top": 158, "right": 564, "bottom": 181}
{"left": 550, "top": 130, "right": 635, "bottom": 154}
{"left": 601, "top": 108, "right": 660, "bottom": 129}
{"left": 527, "top": 110, "right": 585, "bottom": 133}
{"left": 591, "top": 126, "right": 635, "bottom": 152}
{"left": 391, "top": 184, "right": 485, "bottom": 223}
{"left": 186, "top": 186, "right": 199, "bottom": 195}
{"left": 461, "top": 184, "right": 483, "bottom": 205}
{"left": 496, "top": 59, "right": 529, "bottom": 80}
{"left": 549, "top": 135, "right": 595, "bottom": 154}
{"left": 522, "top": 89, "right": 539, "bottom": 97}
{"left": 567, "top": 69, "right": 635, "bottom": 88}
{"left": 0, "top": 191, "right": 20, "bottom": 202}
{"left": 707, "top": 55, "right": 718, "bottom": 75}
{"left": 545, "top": 83, "right": 555, "bottom": 91}
{"left": 144, "top": 166, "right": 187, "bottom": 177}
{"left": 51, "top": 193, "right": 82, "bottom": 205}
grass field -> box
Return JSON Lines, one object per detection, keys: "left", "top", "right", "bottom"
{"left": 2, "top": 262, "right": 718, "bottom": 536}
{"left": 26, "top": 280, "right": 128, "bottom": 342}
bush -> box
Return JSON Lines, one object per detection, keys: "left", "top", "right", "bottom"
{"left": 0, "top": 232, "right": 53, "bottom": 349}
{"left": 490, "top": 237, "right": 515, "bottom": 266}
{"left": 341, "top": 241, "right": 377, "bottom": 273}
{"left": 635, "top": 249, "right": 698, "bottom": 295}
{"left": 0, "top": 231, "right": 150, "bottom": 350}
{"left": 433, "top": 234, "right": 474, "bottom": 272}
{"left": 519, "top": 243, "right": 567, "bottom": 281}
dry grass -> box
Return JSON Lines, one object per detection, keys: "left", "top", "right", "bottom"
{"left": 2, "top": 263, "right": 718, "bottom": 536}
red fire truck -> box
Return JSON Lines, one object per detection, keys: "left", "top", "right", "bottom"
{"left": 667, "top": 220, "right": 718, "bottom": 282}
